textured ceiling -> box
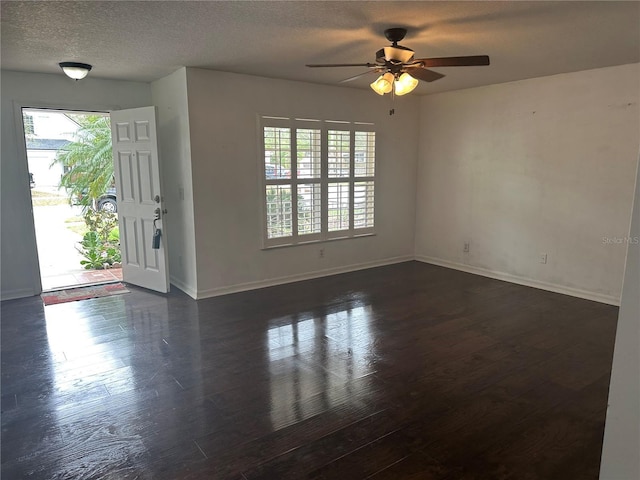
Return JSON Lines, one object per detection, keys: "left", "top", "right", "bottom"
{"left": 1, "top": 1, "right": 639, "bottom": 95}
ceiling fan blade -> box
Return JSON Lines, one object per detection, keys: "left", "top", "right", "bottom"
{"left": 414, "top": 55, "right": 490, "bottom": 67}
{"left": 339, "top": 70, "right": 380, "bottom": 83}
{"left": 406, "top": 68, "right": 445, "bottom": 83}
{"left": 306, "top": 63, "right": 378, "bottom": 68}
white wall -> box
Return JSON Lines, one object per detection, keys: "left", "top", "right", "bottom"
{"left": 415, "top": 64, "right": 640, "bottom": 304}
{"left": 600, "top": 152, "right": 640, "bottom": 479}
{"left": 1, "top": 70, "right": 151, "bottom": 300}
{"left": 185, "top": 68, "right": 419, "bottom": 297}
{"left": 3, "top": 65, "right": 637, "bottom": 305}
{"left": 151, "top": 68, "right": 199, "bottom": 298}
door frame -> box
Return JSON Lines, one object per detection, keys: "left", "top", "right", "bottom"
{"left": 12, "top": 100, "right": 123, "bottom": 295}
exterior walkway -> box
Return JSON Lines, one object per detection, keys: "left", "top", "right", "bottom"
{"left": 31, "top": 192, "right": 122, "bottom": 291}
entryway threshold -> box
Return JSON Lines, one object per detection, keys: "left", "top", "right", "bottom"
{"left": 41, "top": 268, "right": 123, "bottom": 292}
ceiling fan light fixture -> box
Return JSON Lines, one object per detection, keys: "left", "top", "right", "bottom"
{"left": 59, "top": 62, "right": 92, "bottom": 80}
{"left": 394, "top": 72, "right": 419, "bottom": 96}
{"left": 370, "top": 72, "right": 394, "bottom": 95}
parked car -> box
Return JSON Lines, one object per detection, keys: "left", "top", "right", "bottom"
{"left": 72, "top": 187, "right": 117, "bottom": 212}
{"left": 265, "top": 164, "right": 290, "bottom": 179}
{"left": 96, "top": 188, "right": 117, "bottom": 212}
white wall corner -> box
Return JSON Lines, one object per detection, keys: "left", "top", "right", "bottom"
{"left": 599, "top": 151, "right": 640, "bottom": 480}
{"left": 169, "top": 277, "right": 198, "bottom": 300}
{"left": 414, "top": 64, "right": 639, "bottom": 306}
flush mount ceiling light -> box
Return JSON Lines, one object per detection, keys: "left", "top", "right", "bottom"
{"left": 59, "top": 62, "right": 92, "bottom": 80}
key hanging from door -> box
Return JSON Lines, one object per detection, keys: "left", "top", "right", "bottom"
{"left": 152, "top": 208, "right": 161, "bottom": 249}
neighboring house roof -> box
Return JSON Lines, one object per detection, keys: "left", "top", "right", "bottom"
{"left": 26, "top": 138, "right": 70, "bottom": 150}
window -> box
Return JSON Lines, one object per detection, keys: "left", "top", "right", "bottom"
{"left": 260, "top": 116, "right": 375, "bottom": 247}
{"left": 23, "top": 113, "right": 34, "bottom": 136}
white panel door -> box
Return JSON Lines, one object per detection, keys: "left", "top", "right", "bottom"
{"left": 111, "top": 106, "right": 169, "bottom": 293}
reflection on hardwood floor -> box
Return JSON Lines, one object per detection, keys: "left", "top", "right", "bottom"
{"left": 1, "top": 262, "right": 618, "bottom": 479}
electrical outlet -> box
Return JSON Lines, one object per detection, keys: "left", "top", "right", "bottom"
{"left": 319, "top": 248, "right": 325, "bottom": 258}
{"left": 463, "top": 241, "right": 470, "bottom": 253}
{"left": 539, "top": 253, "right": 548, "bottom": 264}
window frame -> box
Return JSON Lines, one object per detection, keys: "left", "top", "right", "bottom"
{"left": 259, "top": 116, "right": 376, "bottom": 249}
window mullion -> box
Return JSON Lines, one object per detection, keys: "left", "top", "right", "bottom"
{"left": 291, "top": 126, "right": 298, "bottom": 239}
{"left": 321, "top": 125, "right": 328, "bottom": 240}
{"left": 349, "top": 130, "right": 355, "bottom": 232}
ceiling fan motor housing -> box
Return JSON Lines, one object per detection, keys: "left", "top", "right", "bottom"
{"left": 384, "top": 27, "right": 408, "bottom": 44}
{"left": 379, "top": 45, "right": 415, "bottom": 63}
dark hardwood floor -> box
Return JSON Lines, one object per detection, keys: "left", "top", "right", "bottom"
{"left": 1, "top": 262, "right": 619, "bottom": 479}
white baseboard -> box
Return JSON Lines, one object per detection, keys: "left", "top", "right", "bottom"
{"left": 1, "top": 287, "right": 38, "bottom": 302}
{"left": 169, "top": 276, "right": 198, "bottom": 299}
{"left": 415, "top": 255, "right": 620, "bottom": 306}
{"left": 196, "top": 255, "right": 414, "bottom": 299}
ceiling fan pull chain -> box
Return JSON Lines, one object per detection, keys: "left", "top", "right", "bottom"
{"left": 389, "top": 89, "right": 396, "bottom": 115}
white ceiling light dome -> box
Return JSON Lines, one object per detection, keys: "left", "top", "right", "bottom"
{"left": 59, "top": 62, "right": 92, "bottom": 80}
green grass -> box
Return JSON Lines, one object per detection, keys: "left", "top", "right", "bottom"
{"left": 67, "top": 224, "right": 88, "bottom": 236}
{"left": 31, "top": 189, "right": 69, "bottom": 206}
{"left": 30, "top": 189, "right": 65, "bottom": 198}
{"left": 64, "top": 215, "right": 87, "bottom": 236}
{"left": 32, "top": 197, "right": 69, "bottom": 207}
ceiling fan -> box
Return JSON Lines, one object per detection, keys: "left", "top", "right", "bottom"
{"left": 307, "top": 27, "right": 490, "bottom": 96}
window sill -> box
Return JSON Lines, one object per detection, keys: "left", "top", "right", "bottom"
{"left": 262, "top": 232, "right": 376, "bottom": 250}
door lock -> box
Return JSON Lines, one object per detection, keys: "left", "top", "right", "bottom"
{"left": 152, "top": 208, "right": 162, "bottom": 249}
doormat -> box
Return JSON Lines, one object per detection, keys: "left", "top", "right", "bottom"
{"left": 42, "top": 283, "right": 130, "bottom": 306}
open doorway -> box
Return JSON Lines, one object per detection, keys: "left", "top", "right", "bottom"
{"left": 23, "top": 108, "right": 121, "bottom": 291}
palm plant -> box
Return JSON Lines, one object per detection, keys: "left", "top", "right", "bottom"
{"left": 53, "top": 114, "right": 113, "bottom": 209}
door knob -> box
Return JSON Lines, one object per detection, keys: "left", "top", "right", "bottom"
{"left": 154, "top": 195, "right": 161, "bottom": 203}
